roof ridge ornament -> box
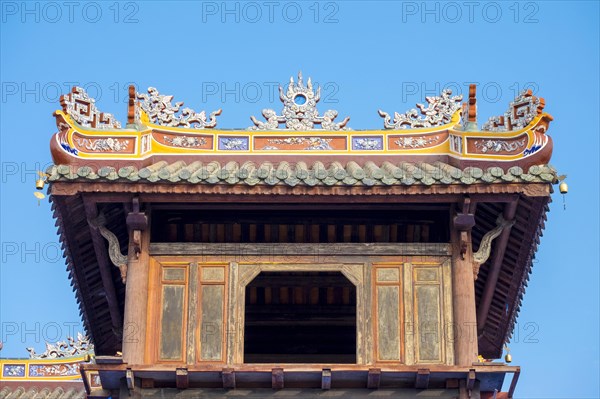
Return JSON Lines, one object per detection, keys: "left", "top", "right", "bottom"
{"left": 60, "top": 87, "right": 121, "bottom": 129}
{"left": 378, "top": 89, "right": 463, "bottom": 129}
{"left": 482, "top": 89, "right": 545, "bottom": 132}
{"left": 136, "top": 87, "right": 222, "bottom": 129}
{"left": 27, "top": 332, "right": 94, "bottom": 359}
{"left": 249, "top": 72, "right": 350, "bottom": 131}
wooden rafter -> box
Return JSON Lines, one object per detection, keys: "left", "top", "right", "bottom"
{"left": 83, "top": 196, "right": 124, "bottom": 335}
{"left": 477, "top": 200, "right": 519, "bottom": 335}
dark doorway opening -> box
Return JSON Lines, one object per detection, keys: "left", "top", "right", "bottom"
{"left": 244, "top": 271, "right": 357, "bottom": 363}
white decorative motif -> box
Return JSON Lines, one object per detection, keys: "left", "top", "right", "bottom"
{"left": 74, "top": 137, "right": 129, "bottom": 152}
{"left": 473, "top": 138, "right": 527, "bottom": 153}
{"left": 29, "top": 363, "right": 80, "bottom": 377}
{"left": 27, "top": 332, "right": 94, "bottom": 359}
{"left": 379, "top": 89, "right": 463, "bottom": 129}
{"left": 219, "top": 137, "right": 248, "bottom": 150}
{"left": 264, "top": 137, "right": 333, "bottom": 150}
{"left": 353, "top": 137, "right": 383, "bottom": 150}
{"left": 482, "top": 90, "right": 544, "bottom": 131}
{"left": 137, "top": 87, "right": 221, "bottom": 129}
{"left": 163, "top": 135, "right": 207, "bottom": 147}
{"left": 249, "top": 72, "right": 350, "bottom": 131}
{"left": 60, "top": 87, "right": 121, "bottom": 129}
{"left": 3, "top": 364, "right": 25, "bottom": 376}
{"left": 394, "top": 135, "right": 439, "bottom": 148}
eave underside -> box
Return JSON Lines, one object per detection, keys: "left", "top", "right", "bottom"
{"left": 49, "top": 171, "right": 553, "bottom": 358}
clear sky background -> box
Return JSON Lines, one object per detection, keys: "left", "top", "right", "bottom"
{"left": 0, "top": 1, "right": 598, "bottom": 398}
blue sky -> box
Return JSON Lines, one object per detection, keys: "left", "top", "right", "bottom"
{"left": 1, "top": 1, "right": 598, "bottom": 397}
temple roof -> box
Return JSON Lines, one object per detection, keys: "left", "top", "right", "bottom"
{"left": 44, "top": 74, "right": 559, "bottom": 361}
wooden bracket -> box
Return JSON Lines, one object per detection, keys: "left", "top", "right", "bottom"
{"left": 176, "top": 368, "right": 189, "bottom": 389}
{"left": 222, "top": 368, "right": 236, "bottom": 389}
{"left": 125, "top": 368, "right": 134, "bottom": 391}
{"left": 321, "top": 369, "right": 331, "bottom": 390}
{"left": 271, "top": 368, "right": 284, "bottom": 390}
{"left": 459, "top": 230, "right": 470, "bottom": 259}
{"left": 472, "top": 214, "right": 515, "bottom": 277}
{"left": 415, "top": 368, "right": 430, "bottom": 389}
{"left": 89, "top": 211, "right": 128, "bottom": 283}
{"left": 508, "top": 367, "right": 520, "bottom": 398}
{"left": 126, "top": 197, "right": 148, "bottom": 259}
{"left": 453, "top": 198, "right": 476, "bottom": 260}
{"left": 367, "top": 368, "right": 381, "bottom": 389}
{"left": 466, "top": 369, "right": 476, "bottom": 390}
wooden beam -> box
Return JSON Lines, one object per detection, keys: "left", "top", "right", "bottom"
{"left": 150, "top": 203, "right": 451, "bottom": 211}
{"left": 321, "top": 369, "right": 331, "bottom": 390}
{"left": 222, "top": 368, "right": 236, "bottom": 389}
{"left": 415, "top": 368, "right": 430, "bottom": 389}
{"left": 367, "top": 368, "right": 381, "bottom": 389}
{"left": 271, "top": 368, "right": 284, "bottom": 390}
{"left": 53, "top": 197, "right": 101, "bottom": 350}
{"left": 150, "top": 242, "right": 452, "bottom": 256}
{"left": 82, "top": 197, "right": 123, "bottom": 335}
{"left": 50, "top": 181, "right": 552, "bottom": 200}
{"left": 467, "top": 369, "right": 476, "bottom": 390}
{"left": 508, "top": 367, "right": 520, "bottom": 398}
{"left": 477, "top": 200, "right": 519, "bottom": 335}
{"left": 176, "top": 368, "right": 189, "bottom": 389}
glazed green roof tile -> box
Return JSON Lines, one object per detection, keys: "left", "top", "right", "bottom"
{"left": 47, "top": 161, "right": 559, "bottom": 186}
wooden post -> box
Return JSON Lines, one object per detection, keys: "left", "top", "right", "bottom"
{"left": 122, "top": 201, "right": 150, "bottom": 366}
{"left": 452, "top": 200, "right": 478, "bottom": 366}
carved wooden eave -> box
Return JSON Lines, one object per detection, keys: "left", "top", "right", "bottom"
{"left": 47, "top": 177, "right": 553, "bottom": 360}
{"left": 472, "top": 215, "right": 515, "bottom": 279}
{"left": 80, "top": 362, "right": 521, "bottom": 396}
{"left": 88, "top": 212, "right": 128, "bottom": 283}
{"left": 50, "top": 79, "right": 553, "bottom": 172}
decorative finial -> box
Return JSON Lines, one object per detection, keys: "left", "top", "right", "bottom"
{"left": 482, "top": 89, "right": 545, "bottom": 131}
{"left": 60, "top": 87, "right": 121, "bottom": 129}
{"left": 378, "top": 89, "right": 463, "bottom": 129}
{"left": 137, "top": 87, "right": 221, "bottom": 129}
{"left": 462, "top": 84, "right": 478, "bottom": 131}
{"left": 249, "top": 72, "right": 350, "bottom": 131}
